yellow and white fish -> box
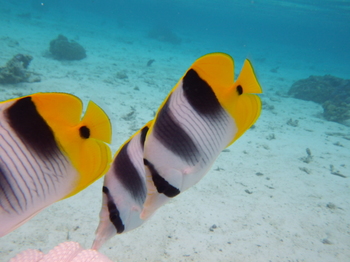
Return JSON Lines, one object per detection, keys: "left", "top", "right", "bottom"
{"left": 92, "top": 122, "right": 151, "bottom": 250}
{"left": 92, "top": 53, "right": 262, "bottom": 249}
{"left": 141, "top": 53, "right": 262, "bottom": 219}
{"left": 0, "top": 92, "right": 112, "bottom": 237}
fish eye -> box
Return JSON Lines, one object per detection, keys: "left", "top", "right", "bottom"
{"left": 79, "top": 126, "right": 90, "bottom": 139}
{"left": 237, "top": 85, "right": 243, "bottom": 95}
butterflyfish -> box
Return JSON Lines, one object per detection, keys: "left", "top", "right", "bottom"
{"left": 92, "top": 53, "right": 262, "bottom": 250}
{"left": 141, "top": 53, "right": 262, "bottom": 219}
{"left": 92, "top": 122, "right": 151, "bottom": 250}
{"left": 0, "top": 92, "right": 112, "bottom": 237}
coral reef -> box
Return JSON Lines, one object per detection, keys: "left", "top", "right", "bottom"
{"left": 0, "top": 54, "right": 40, "bottom": 84}
{"left": 147, "top": 26, "right": 181, "bottom": 44}
{"left": 323, "top": 100, "right": 350, "bottom": 123}
{"left": 288, "top": 75, "right": 350, "bottom": 124}
{"left": 49, "top": 34, "right": 86, "bottom": 60}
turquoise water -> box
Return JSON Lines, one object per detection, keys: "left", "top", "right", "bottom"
{"left": 0, "top": 1, "right": 350, "bottom": 261}
{"left": 3, "top": 0, "right": 350, "bottom": 76}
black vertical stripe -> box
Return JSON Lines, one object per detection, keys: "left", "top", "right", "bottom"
{"left": 144, "top": 159, "right": 180, "bottom": 198}
{"left": 140, "top": 125, "right": 149, "bottom": 150}
{"left": 0, "top": 99, "right": 71, "bottom": 214}
{"left": 0, "top": 122, "right": 63, "bottom": 198}
{"left": 180, "top": 69, "right": 232, "bottom": 161}
{"left": 5, "top": 97, "right": 60, "bottom": 158}
{"left": 153, "top": 97, "right": 200, "bottom": 165}
{"left": 182, "top": 68, "right": 230, "bottom": 138}
{"left": 171, "top": 94, "right": 226, "bottom": 164}
{"left": 182, "top": 69, "right": 222, "bottom": 115}
{"left": 103, "top": 186, "right": 125, "bottom": 234}
{"left": 113, "top": 142, "right": 146, "bottom": 204}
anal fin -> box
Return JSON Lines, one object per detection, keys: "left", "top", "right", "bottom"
{"left": 141, "top": 161, "right": 183, "bottom": 220}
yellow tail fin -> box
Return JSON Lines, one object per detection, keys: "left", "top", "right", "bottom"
{"left": 31, "top": 92, "right": 83, "bottom": 126}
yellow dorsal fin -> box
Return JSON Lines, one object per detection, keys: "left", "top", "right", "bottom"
{"left": 147, "top": 53, "right": 234, "bottom": 137}
{"left": 31, "top": 93, "right": 112, "bottom": 198}
{"left": 222, "top": 59, "right": 263, "bottom": 146}
{"left": 31, "top": 92, "right": 83, "bottom": 126}
{"left": 191, "top": 52, "right": 234, "bottom": 89}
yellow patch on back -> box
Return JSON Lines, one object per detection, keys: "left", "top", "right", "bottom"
{"left": 191, "top": 53, "right": 234, "bottom": 89}
{"left": 31, "top": 93, "right": 83, "bottom": 126}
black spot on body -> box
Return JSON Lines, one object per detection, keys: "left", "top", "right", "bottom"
{"left": 237, "top": 85, "right": 243, "bottom": 95}
{"left": 153, "top": 98, "right": 200, "bottom": 165}
{"left": 144, "top": 159, "right": 180, "bottom": 198}
{"left": 6, "top": 97, "right": 59, "bottom": 157}
{"left": 113, "top": 142, "right": 146, "bottom": 203}
{"left": 79, "top": 126, "right": 90, "bottom": 138}
{"left": 182, "top": 69, "right": 222, "bottom": 115}
{"left": 103, "top": 186, "right": 124, "bottom": 233}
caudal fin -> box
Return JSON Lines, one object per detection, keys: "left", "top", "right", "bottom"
{"left": 230, "top": 59, "right": 262, "bottom": 143}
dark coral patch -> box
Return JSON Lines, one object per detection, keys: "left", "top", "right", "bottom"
{"left": 288, "top": 75, "right": 350, "bottom": 125}
{"left": 49, "top": 34, "right": 86, "bottom": 61}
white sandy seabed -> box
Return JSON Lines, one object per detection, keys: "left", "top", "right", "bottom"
{"left": 0, "top": 9, "right": 349, "bottom": 262}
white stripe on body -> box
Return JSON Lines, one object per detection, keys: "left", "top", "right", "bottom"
{"left": 0, "top": 102, "right": 78, "bottom": 236}
{"left": 156, "top": 82, "right": 237, "bottom": 190}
